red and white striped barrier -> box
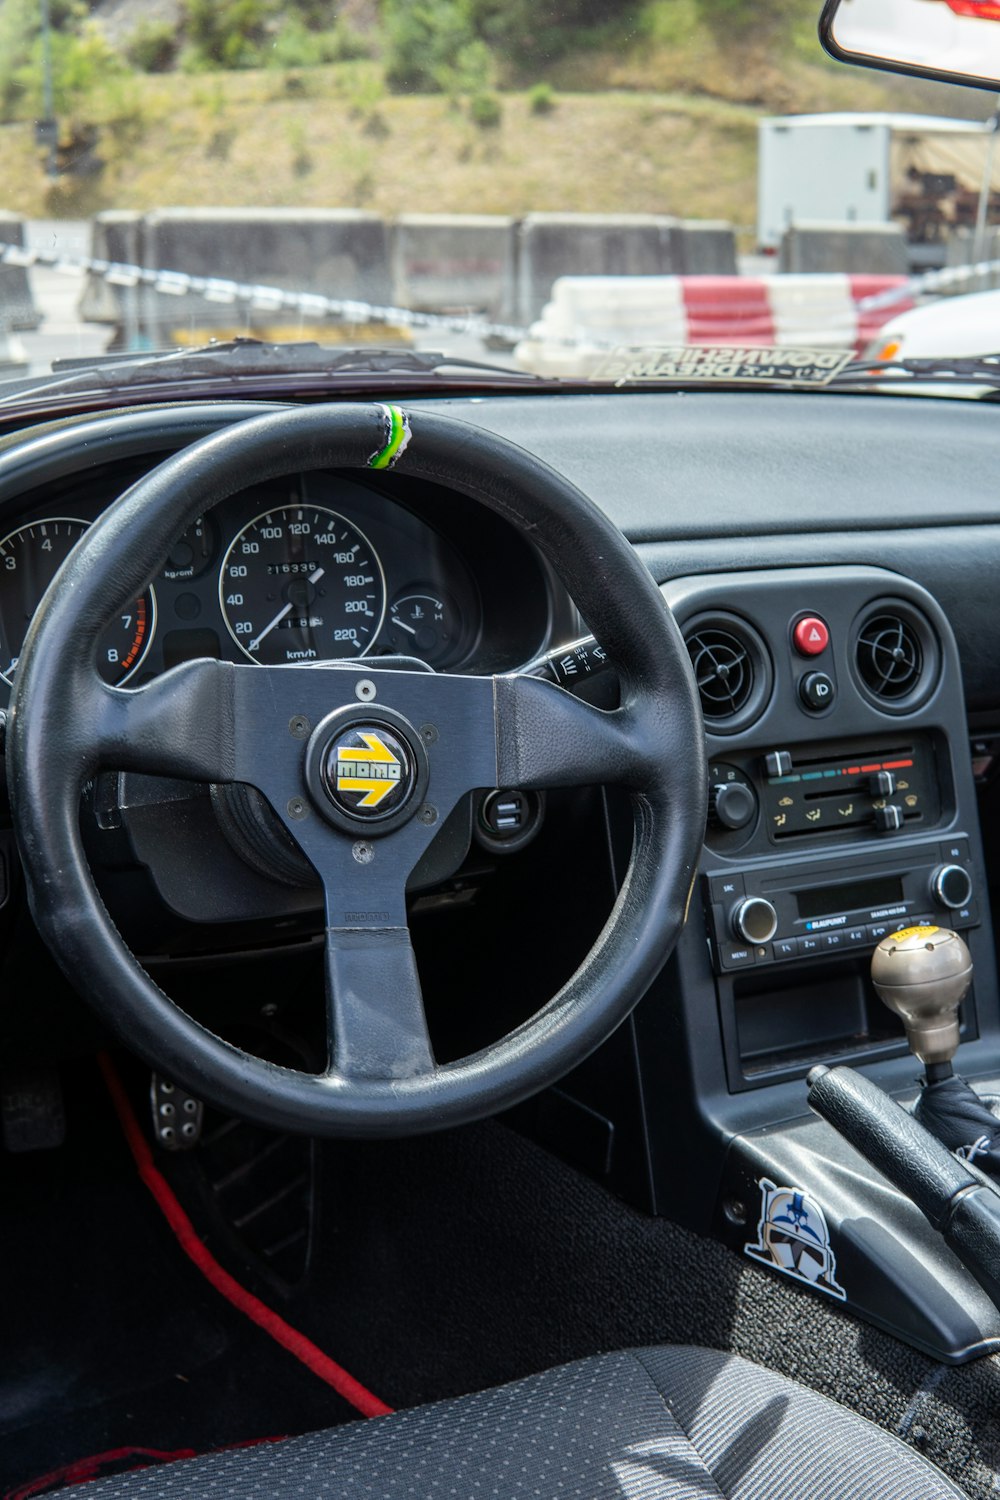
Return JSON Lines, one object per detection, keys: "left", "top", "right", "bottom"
{"left": 515, "top": 274, "right": 914, "bottom": 377}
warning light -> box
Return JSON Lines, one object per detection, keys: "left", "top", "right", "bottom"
{"left": 792, "top": 616, "right": 830, "bottom": 657}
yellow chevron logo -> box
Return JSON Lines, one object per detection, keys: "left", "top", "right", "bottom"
{"left": 336, "top": 731, "right": 403, "bottom": 808}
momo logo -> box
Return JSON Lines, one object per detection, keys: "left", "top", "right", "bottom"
{"left": 317, "top": 719, "right": 419, "bottom": 827}
{"left": 332, "top": 728, "right": 408, "bottom": 811}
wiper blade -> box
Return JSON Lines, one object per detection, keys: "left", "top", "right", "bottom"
{"left": 830, "top": 353, "right": 1000, "bottom": 389}
{"left": 0, "top": 339, "right": 541, "bottom": 406}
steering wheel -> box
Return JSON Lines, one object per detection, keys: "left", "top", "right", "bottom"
{"left": 6, "top": 403, "right": 706, "bottom": 1137}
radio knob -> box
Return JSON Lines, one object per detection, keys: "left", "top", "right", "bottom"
{"left": 711, "top": 781, "right": 757, "bottom": 831}
{"left": 732, "top": 896, "right": 779, "bottom": 945}
{"left": 931, "top": 863, "right": 974, "bottom": 912}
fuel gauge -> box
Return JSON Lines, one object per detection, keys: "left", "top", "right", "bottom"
{"left": 387, "top": 591, "right": 461, "bottom": 667}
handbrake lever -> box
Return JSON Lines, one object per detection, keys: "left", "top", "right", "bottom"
{"left": 807, "top": 1063, "right": 1000, "bottom": 1311}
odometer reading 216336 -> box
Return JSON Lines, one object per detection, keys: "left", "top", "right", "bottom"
{"left": 219, "top": 505, "right": 386, "bottom": 665}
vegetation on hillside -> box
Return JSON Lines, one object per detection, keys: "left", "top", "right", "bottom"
{"left": 0, "top": 0, "right": 990, "bottom": 221}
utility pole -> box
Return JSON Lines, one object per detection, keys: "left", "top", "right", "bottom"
{"left": 36, "top": 0, "right": 58, "bottom": 179}
{"left": 973, "top": 97, "right": 1000, "bottom": 281}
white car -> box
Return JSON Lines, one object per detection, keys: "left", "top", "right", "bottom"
{"left": 867, "top": 285, "right": 1000, "bottom": 360}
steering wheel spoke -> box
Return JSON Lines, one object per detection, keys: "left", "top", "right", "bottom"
{"left": 93, "top": 658, "right": 239, "bottom": 783}
{"left": 495, "top": 673, "right": 649, "bottom": 790}
{"left": 324, "top": 921, "right": 433, "bottom": 1082}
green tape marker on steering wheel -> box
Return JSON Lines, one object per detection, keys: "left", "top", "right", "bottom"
{"left": 368, "top": 403, "right": 411, "bottom": 470}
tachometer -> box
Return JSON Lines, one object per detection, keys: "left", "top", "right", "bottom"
{"left": 218, "top": 504, "right": 386, "bottom": 664}
{"left": 0, "top": 517, "right": 156, "bottom": 686}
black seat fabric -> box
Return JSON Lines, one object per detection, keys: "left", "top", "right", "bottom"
{"left": 81, "top": 1344, "right": 963, "bottom": 1499}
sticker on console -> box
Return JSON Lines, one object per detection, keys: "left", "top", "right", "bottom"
{"left": 744, "top": 1177, "right": 846, "bottom": 1301}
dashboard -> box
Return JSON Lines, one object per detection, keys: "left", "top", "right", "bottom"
{"left": 0, "top": 448, "right": 563, "bottom": 701}
{"left": 1, "top": 380, "right": 1000, "bottom": 1366}
{"left": 4, "top": 386, "right": 1000, "bottom": 1365}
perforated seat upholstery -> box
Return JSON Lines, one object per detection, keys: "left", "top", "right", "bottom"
{"left": 81, "top": 1344, "right": 964, "bottom": 1499}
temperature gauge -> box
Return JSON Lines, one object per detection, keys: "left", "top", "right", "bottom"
{"left": 387, "top": 592, "right": 461, "bottom": 668}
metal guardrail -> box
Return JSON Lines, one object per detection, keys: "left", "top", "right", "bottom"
{"left": 856, "top": 256, "right": 1000, "bottom": 311}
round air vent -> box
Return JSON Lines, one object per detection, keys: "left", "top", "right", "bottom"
{"left": 688, "top": 627, "right": 752, "bottom": 716}
{"left": 852, "top": 602, "right": 939, "bottom": 714}
{"left": 856, "top": 614, "right": 921, "bottom": 699}
{"left": 684, "top": 613, "right": 772, "bottom": 734}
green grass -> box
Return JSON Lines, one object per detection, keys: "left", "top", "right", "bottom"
{"left": 0, "top": 7, "right": 991, "bottom": 224}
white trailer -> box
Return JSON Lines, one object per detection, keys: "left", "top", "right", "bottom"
{"left": 758, "top": 112, "right": 998, "bottom": 262}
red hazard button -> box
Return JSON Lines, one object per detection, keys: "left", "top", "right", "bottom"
{"left": 793, "top": 616, "right": 829, "bottom": 656}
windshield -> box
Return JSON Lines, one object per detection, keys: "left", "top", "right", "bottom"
{"left": 1, "top": 0, "right": 998, "bottom": 397}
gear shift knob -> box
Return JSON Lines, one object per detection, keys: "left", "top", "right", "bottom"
{"left": 871, "top": 925, "right": 973, "bottom": 1066}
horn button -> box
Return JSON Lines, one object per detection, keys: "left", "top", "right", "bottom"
{"left": 304, "top": 705, "right": 429, "bottom": 836}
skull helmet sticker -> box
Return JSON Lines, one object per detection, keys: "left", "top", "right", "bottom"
{"left": 744, "top": 1178, "right": 846, "bottom": 1301}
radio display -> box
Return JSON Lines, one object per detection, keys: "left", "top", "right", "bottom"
{"left": 796, "top": 874, "right": 904, "bottom": 921}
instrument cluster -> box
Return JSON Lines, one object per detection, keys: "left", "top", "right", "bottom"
{"left": 0, "top": 465, "right": 558, "bottom": 692}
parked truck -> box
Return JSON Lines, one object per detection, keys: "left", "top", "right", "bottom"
{"left": 758, "top": 112, "right": 1000, "bottom": 267}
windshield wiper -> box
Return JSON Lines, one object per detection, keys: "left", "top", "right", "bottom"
{"left": 0, "top": 340, "right": 544, "bottom": 406}
{"left": 830, "top": 354, "right": 1000, "bottom": 392}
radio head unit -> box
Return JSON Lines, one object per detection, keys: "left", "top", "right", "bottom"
{"left": 707, "top": 835, "right": 976, "bottom": 975}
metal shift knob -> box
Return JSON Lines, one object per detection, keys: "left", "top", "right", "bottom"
{"left": 871, "top": 925, "right": 973, "bottom": 1066}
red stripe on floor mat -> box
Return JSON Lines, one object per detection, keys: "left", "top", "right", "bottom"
{"left": 98, "top": 1053, "right": 393, "bottom": 1420}
{"left": 5, "top": 1446, "right": 197, "bottom": 1498}
{"left": 6, "top": 1437, "right": 286, "bottom": 1498}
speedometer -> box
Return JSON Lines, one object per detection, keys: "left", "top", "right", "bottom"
{"left": 219, "top": 504, "right": 386, "bottom": 665}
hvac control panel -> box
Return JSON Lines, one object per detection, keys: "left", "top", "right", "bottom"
{"left": 707, "top": 732, "right": 941, "bottom": 852}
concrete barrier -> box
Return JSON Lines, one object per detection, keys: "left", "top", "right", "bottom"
{"left": 77, "top": 210, "right": 144, "bottom": 335}
{"left": 779, "top": 222, "right": 909, "bottom": 275}
{"left": 668, "top": 220, "right": 738, "bottom": 276}
{"left": 0, "top": 213, "right": 41, "bottom": 331}
{"left": 517, "top": 213, "right": 681, "bottom": 324}
{"left": 392, "top": 214, "right": 517, "bottom": 320}
{"left": 125, "top": 208, "right": 393, "bottom": 345}
{"left": 515, "top": 273, "right": 912, "bottom": 378}
{"left": 516, "top": 214, "right": 740, "bottom": 323}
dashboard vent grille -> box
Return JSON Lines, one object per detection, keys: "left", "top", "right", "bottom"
{"left": 687, "top": 626, "right": 754, "bottom": 720}
{"left": 856, "top": 613, "right": 923, "bottom": 701}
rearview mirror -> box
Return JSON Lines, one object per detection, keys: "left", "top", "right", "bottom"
{"left": 820, "top": 0, "right": 1000, "bottom": 92}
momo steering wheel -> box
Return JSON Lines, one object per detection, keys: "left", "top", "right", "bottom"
{"left": 6, "top": 404, "right": 706, "bottom": 1137}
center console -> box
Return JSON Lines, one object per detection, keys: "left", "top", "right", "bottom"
{"left": 661, "top": 564, "right": 994, "bottom": 1077}
{"left": 535, "top": 563, "right": 1000, "bottom": 1365}
{"left": 654, "top": 565, "right": 1000, "bottom": 1362}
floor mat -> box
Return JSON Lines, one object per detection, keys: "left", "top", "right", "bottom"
{"left": 7, "top": 1061, "right": 1000, "bottom": 1498}
{"left": 0, "top": 1067, "right": 360, "bottom": 1494}
{"left": 279, "top": 1120, "right": 1000, "bottom": 1500}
